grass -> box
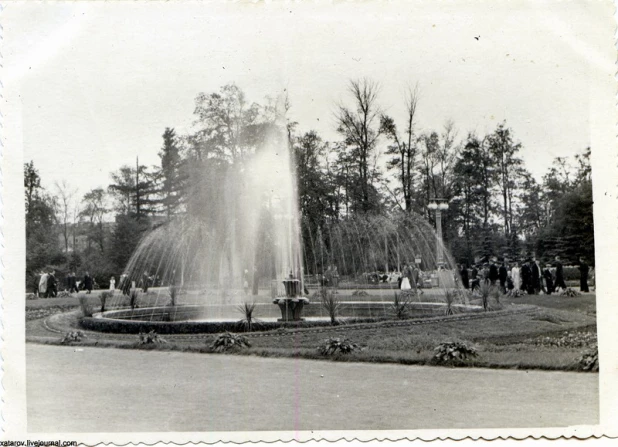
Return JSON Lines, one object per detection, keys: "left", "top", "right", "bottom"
{"left": 27, "top": 293, "right": 598, "bottom": 372}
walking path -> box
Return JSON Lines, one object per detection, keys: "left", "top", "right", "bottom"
{"left": 27, "top": 344, "right": 598, "bottom": 433}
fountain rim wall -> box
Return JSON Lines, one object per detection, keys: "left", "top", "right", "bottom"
{"left": 79, "top": 302, "right": 484, "bottom": 334}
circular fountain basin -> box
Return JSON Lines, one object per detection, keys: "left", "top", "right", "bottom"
{"left": 80, "top": 301, "right": 483, "bottom": 334}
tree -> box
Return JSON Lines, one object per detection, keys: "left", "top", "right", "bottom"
{"left": 450, "top": 134, "right": 491, "bottom": 262}
{"left": 192, "top": 83, "right": 261, "bottom": 163}
{"left": 335, "top": 78, "right": 383, "bottom": 213}
{"left": 24, "top": 161, "right": 63, "bottom": 289}
{"left": 157, "top": 127, "right": 185, "bottom": 219}
{"left": 108, "top": 159, "right": 158, "bottom": 220}
{"left": 80, "top": 188, "right": 108, "bottom": 252}
{"left": 380, "top": 84, "right": 420, "bottom": 213}
{"left": 487, "top": 123, "right": 524, "bottom": 239}
{"left": 54, "top": 180, "right": 77, "bottom": 253}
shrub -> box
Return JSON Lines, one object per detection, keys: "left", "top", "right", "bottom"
{"left": 352, "top": 290, "right": 369, "bottom": 296}
{"left": 478, "top": 282, "right": 500, "bottom": 311}
{"left": 61, "top": 330, "right": 86, "bottom": 344}
{"left": 236, "top": 302, "right": 258, "bottom": 332}
{"left": 317, "top": 337, "right": 360, "bottom": 356}
{"left": 211, "top": 332, "right": 251, "bottom": 352}
{"left": 507, "top": 288, "right": 526, "bottom": 298}
{"left": 78, "top": 295, "right": 94, "bottom": 317}
{"left": 444, "top": 290, "right": 456, "bottom": 316}
{"left": 433, "top": 342, "right": 478, "bottom": 365}
{"left": 129, "top": 288, "right": 139, "bottom": 309}
{"left": 57, "top": 291, "right": 71, "bottom": 298}
{"left": 579, "top": 347, "right": 599, "bottom": 372}
{"left": 138, "top": 330, "right": 167, "bottom": 345}
{"left": 99, "top": 291, "right": 113, "bottom": 313}
{"left": 319, "top": 288, "right": 341, "bottom": 325}
{"left": 561, "top": 288, "right": 581, "bottom": 297}
{"left": 391, "top": 292, "right": 412, "bottom": 319}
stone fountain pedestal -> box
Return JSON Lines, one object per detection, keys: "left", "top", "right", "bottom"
{"left": 273, "top": 278, "right": 309, "bottom": 322}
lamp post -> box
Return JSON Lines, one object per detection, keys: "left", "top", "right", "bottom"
{"left": 427, "top": 198, "right": 449, "bottom": 268}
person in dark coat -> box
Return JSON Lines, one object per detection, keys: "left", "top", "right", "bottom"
{"left": 46, "top": 271, "right": 57, "bottom": 298}
{"left": 554, "top": 256, "right": 567, "bottom": 290}
{"left": 119, "top": 274, "right": 132, "bottom": 296}
{"left": 578, "top": 257, "right": 590, "bottom": 293}
{"left": 529, "top": 259, "right": 541, "bottom": 295}
{"left": 140, "top": 271, "right": 150, "bottom": 293}
{"left": 69, "top": 272, "right": 79, "bottom": 293}
{"left": 543, "top": 264, "right": 555, "bottom": 295}
{"left": 488, "top": 260, "right": 499, "bottom": 286}
{"left": 83, "top": 272, "right": 94, "bottom": 294}
{"left": 520, "top": 261, "right": 531, "bottom": 292}
{"left": 498, "top": 261, "right": 508, "bottom": 293}
{"left": 460, "top": 264, "right": 469, "bottom": 289}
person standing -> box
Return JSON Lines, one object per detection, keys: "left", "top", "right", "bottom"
{"left": 243, "top": 269, "right": 250, "bottom": 295}
{"left": 554, "top": 256, "right": 567, "bottom": 291}
{"left": 520, "top": 261, "right": 531, "bottom": 293}
{"left": 511, "top": 262, "right": 521, "bottom": 291}
{"left": 460, "top": 264, "right": 469, "bottom": 289}
{"left": 498, "top": 261, "right": 508, "bottom": 293}
{"left": 529, "top": 259, "right": 541, "bottom": 295}
{"left": 400, "top": 263, "right": 412, "bottom": 290}
{"left": 141, "top": 271, "right": 150, "bottom": 293}
{"left": 83, "top": 271, "right": 94, "bottom": 294}
{"left": 407, "top": 263, "right": 418, "bottom": 294}
{"left": 39, "top": 271, "right": 49, "bottom": 298}
{"left": 488, "top": 259, "right": 499, "bottom": 286}
{"left": 578, "top": 257, "right": 590, "bottom": 293}
{"left": 109, "top": 276, "right": 116, "bottom": 291}
{"left": 46, "top": 271, "right": 57, "bottom": 298}
{"left": 543, "top": 264, "right": 555, "bottom": 295}
{"left": 69, "top": 272, "right": 79, "bottom": 293}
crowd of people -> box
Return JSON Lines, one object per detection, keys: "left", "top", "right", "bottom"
{"left": 457, "top": 256, "right": 591, "bottom": 295}
{"left": 33, "top": 270, "right": 96, "bottom": 298}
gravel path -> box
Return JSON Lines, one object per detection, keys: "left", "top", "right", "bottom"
{"left": 27, "top": 344, "right": 598, "bottom": 433}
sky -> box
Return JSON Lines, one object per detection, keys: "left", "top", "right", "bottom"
{"left": 4, "top": 1, "right": 615, "bottom": 199}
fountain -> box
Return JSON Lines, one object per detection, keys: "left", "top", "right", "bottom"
{"left": 81, "top": 105, "right": 480, "bottom": 335}
{"left": 274, "top": 272, "right": 309, "bottom": 321}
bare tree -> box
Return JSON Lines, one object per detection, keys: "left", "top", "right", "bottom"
{"left": 54, "top": 180, "right": 77, "bottom": 253}
{"left": 335, "top": 78, "right": 383, "bottom": 212}
{"left": 381, "top": 83, "right": 420, "bottom": 212}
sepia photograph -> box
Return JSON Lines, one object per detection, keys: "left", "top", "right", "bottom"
{"left": 2, "top": 0, "right": 617, "bottom": 442}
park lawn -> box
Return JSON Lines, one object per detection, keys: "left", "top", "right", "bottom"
{"left": 28, "top": 294, "right": 597, "bottom": 371}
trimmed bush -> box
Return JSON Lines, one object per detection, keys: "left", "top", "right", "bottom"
{"left": 351, "top": 290, "right": 369, "bottom": 296}
{"left": 317, "top": 337, "right": 360, "bottom": 355}
{"left": 138, "top": 330, "right": 167, "bottom": 345}
{"left": 433, "top": 342, "right": 478, "bottom": 365}
{"left": 507, "top": 288, "right": 526, "bottom": 298}
{"left": 211, "top": 332, "right": 251, "bottom": 352}
{"left": 61, "top": 330, "right": 86, "bottom": 344}
{"left": 579, "top": 347, "right": 599, "bottom": 372}
{"left": 560, "top": 288, "right": 581, "bottom": 297}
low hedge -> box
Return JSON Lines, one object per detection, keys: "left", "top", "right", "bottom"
{"left": 79, "top": 315, "right": 390, "bottom": 335}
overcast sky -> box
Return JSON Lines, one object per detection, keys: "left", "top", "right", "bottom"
{"left": 4, "top": 1, "right": 614, "bottom": 199}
